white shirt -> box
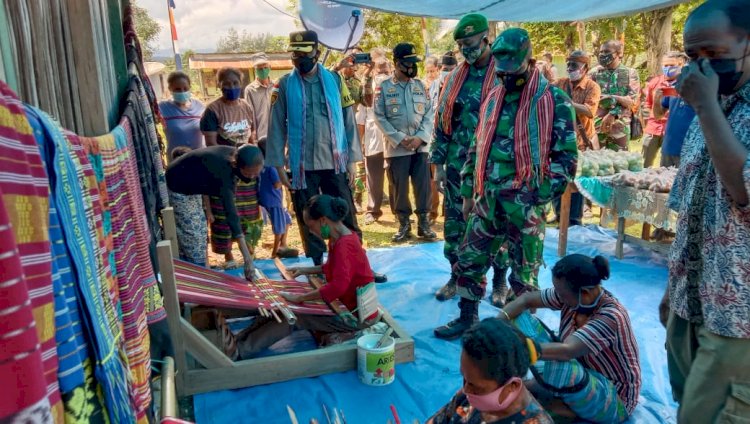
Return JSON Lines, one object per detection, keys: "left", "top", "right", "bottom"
{"left": 356, "top": 105, "right": 385, "bottom": 157}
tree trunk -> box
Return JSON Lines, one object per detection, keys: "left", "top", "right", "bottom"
{"left": 576, "top": 21, "right": 586, "bottom": 51}
{"left": 488, "top": 21, "right": 498, "bottom": 42}
{"left": 644, "top": 7, "right": 675, "bottom": 79}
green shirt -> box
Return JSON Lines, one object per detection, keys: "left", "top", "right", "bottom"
{"left": 461, "top": 85, "right": 578, "bottom": 205}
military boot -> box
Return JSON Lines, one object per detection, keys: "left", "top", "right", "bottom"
{"left": 435, "top": 276, "right": 457, "bottom": 301}
{"left": 392, "top": 214, "right": 412, "bottom": 243}
{"left": 417, "top": 213, "right": 437, "bottom": 239}
{"left": 490, "top": 267, "right": 509, "bottom": 308}
{"left": 434, "top": 298, "right": 479, "bottom": 340}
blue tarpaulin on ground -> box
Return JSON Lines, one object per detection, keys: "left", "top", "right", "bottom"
{"left": 194, "top": 225, "right": 677, "bottom": 423}
{"left": 330, "top": 0, "right": 689, "bottom": 22}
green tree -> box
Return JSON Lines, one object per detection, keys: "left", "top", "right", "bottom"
{"left": 216, "top": 29, "right": 289, "bottom": 53}
{"left": 163, "top": 49, "right": 201, "bottom": 93}
{"left": 217, "top": 28, "right": 242, "bottom": 53}
{"left": 132, "top": 1, "right": 162, "bottom": 61}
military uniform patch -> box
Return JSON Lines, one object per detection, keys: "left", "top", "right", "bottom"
{"left": 416, "top": 103, "right": 425, "bottom": 114}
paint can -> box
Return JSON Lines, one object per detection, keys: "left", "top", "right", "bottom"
{"left": 356, "top": 333, "right": 395, "bottom": 386}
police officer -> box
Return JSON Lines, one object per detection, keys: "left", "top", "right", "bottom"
{"left": 374, "top": 43, "right": 436, "bottom": 242}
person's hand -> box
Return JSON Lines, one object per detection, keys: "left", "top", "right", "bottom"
{"left": 434, "top": 165, "right": 447, "bottom": 194}
{"left": 676, "top": 58, "right": 720, "bottom": 111}
{"left": 601, "top": 113, "right": 616, "bottom": 134}
{"left": 287, "top": 267, "right": 305, "bottom": 279}
{"left": 410, "top": 138, "right": 423, "bottom": 151}
{"left": 400, "top": 137, "right": 414, "bottom": 149}
{"left": 279, "top": 171, "right": 292, "bottom": 190}
{"left": 280, "top": 291, "right": 301, "bottom": 303}
{"left": 364, "top": 61, "right": 375, "bottom": 77}
{"left": 462, "top": 197, "right": 475, "bottom": 221}
{"left": 659, "top": 288, "right": 670, "bottom": 328}
{"left": 347, "top": 162, "right": 357, "bottom": 186}
{"left": 243, "top": 260, "right": 255, "bottom": 281}
{"left": 335, "top": 55, "right": 355, "bottom": 72}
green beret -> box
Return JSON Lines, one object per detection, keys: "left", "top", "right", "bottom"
{"left": 453, "top": 13, "right": 489, "bottom": 40}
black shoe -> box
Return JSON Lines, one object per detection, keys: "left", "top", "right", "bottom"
{"left": 434, "top": 298, "right": 479, "bottom": 340}
{"left": 435, "top": 277, "right": 457, "bottom": 301}
{"left": 392, "top": 215, "right": 412, "bottom": 243}
{"left": 373, "top": 272, "right": 388, "bottom": 283}
{"left": 490, "top": 267, "right": 509, "bottom": 308}
{"left": 417, "top": 213, "right": 437, "bottom": 239}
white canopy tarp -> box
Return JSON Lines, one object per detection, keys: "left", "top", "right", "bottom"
{"left": 329, "top": 0, "right": 689, "bottom": 22}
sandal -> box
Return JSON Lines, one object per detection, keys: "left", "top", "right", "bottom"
{"left": 223, "top": 260, "right": 239, "bottom": 270}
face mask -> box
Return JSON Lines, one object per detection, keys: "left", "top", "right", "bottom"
{"left": 256, "top": 68, "right": 271, "bottom": 80}
{"left": 320, "top": 223, "right": 331, "bottom": 240}
{"left": 398, "top": 62, "right": 418, "bottom": 78}
{"left": 464, "top": 377, "right": 522, "bottom": 412}
{"left": 462, "top": 42, "right": 486, "bottom": 65}
{"left": 496, "top": 63, "right": 529, "bottom": 91}
{"left": 172, "top": 91, "right": 191, "bottom": 103}
{"left": 598, "top": 53, "right": 615, "bottom": 67}
{"left": 574, "top": 286, "right": 604, "bottom": 314}
{"left": 294, "top": 56, "right": 317, "bottom": 74}
{"left": 222, "top": 87, "right": 242, "bottom": 101}
{"left": 568, "top": 70, "right": 583, "bottom": 82}
{"left": 662, "top": 66, "right": 680, "bottom": 79}
{"left": 441, "top": 70, "right": 450, "bottom": 79}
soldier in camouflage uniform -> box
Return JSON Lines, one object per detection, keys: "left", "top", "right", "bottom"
{"left": 432, "top": 13, "right": 510, "bottom": 307}
{"left": 434, "top": 28, "right": 578, "bottom": 340}
{"left": 590, "top": 40, "right": 641, "bottom": 151}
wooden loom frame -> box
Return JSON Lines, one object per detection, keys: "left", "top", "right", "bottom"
{"left": 158, "top": 208, "right": 415, "bottom": 396}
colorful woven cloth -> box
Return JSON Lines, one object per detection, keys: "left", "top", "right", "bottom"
{"left": 0, "top": 82, "right": 62, "bottom": 422}
{"left": 39, "top": 108, "right": 135, "bottom": 424}
{"left": 83, "top": 124, "right": 161, "bottom": 422}
{"left": 26, "top": 105, "right": 109, "bottom": 423}
{"left": 474, "top": 67, "right": 555, "bottom": 194}
{"left": 436, "top": 56, "right": 496, "bottom": 136}
{"left": 209, "top": 178, "right": 263, "bottom": 254}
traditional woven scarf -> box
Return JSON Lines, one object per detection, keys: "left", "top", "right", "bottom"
{"left": 436, "top": 56, "right": 497, "bottom": 135}
{"left": 0, "top": 83, "right": 59, "bottom": 423}
{"left": 286, "top": 64, "right": 348, "bottom": 189}
{"left": 474, "top": 67, "right": 555, "bottom": 195}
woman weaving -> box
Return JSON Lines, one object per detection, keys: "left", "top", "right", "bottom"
{"left": 235, "top": 194, "right": 377, "bottom": 359}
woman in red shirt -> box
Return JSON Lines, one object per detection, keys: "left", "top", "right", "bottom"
{"left": 235, "top": 194, "right": 375, "bottom": 359}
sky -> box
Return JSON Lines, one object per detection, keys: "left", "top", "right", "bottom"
{"left": 138, "top": 0, "right": 298, "bottom": 54}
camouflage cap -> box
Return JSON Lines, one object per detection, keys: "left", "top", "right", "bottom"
{"left": 453, "top": 13, "right": 489, "bottom": 40}
{"left": 491, "top": 28, "right": 533, "bottom": 73}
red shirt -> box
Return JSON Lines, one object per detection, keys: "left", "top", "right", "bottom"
{"left": 645, "top": 75, "right": 672, "bottom": 136}
{"left": 319, "top": 233, "right": 374, "bottom": 311}
{"left": 540, "top": 288, "right": 641, "bottom": 414}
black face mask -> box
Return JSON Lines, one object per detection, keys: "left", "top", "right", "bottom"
{"left": 710, "top": 41, "right": 750, "bottom": 95}
{"left": 498, "top": 65, "right": 530, "bottom": 91}
{"left": 294, "top": 56, "right": 317, "bottom": 74}
{"left": 398, "top": 62, "right": 418, "bottom": 79}
{"left": 598, "top": 52, "right": 615, "bottom": 67}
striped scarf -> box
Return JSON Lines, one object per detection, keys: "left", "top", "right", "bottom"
{"left": 474, "top": 67, "right": 555, "bottom": 195}
{"left": 436, "top": 57, "right": 497, "bottom": 135}
{"left": 286, "top": 64, "right": 348, "bottom": 189}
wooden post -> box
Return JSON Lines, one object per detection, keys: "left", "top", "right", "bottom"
{"left": 557, "top": 183, "right": 572, "bottom": 257}
{"left": 641, "top": 223, "right": 652, "bottom": 241}
{"left": 616, "top": 216, "right": 626, "bottom": 259}
{"left": 161, "top": 356, "right": 177, "bottom": 420}
{"left": 162, "top": 207, "right": 179, "bottom": 254}
{"left": 157, "top": 240, "right": 188, "bottom": 393}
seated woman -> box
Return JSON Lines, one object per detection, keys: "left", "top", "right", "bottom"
{"left": 428, "top": 318, "right": 553, "bottom": 424}
{"left": 234, "top": 194, "right": 376, "bottom": 359}
{"left": 500, "top": 254, "right": 641, "bottom": 423}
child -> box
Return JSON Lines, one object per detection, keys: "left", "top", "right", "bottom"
{"left": 258, "top": 138, "right": 298, "bottom": 258}
{"left": 167, "top": 146, "right": 209, "bottom": 266}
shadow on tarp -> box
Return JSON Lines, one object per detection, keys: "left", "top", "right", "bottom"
{"left": 194, "top": 225, "right": 677, "bottom": 423}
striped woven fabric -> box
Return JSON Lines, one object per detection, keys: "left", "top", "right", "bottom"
{"left": 0, "top": 82, "right": 62, "bottom": 422}
{"left": 26, "top": 105, "right": 108, "bottom": 422}
{"left": 121, "top": 117, "right": 167, "bottom": 325}
{"left": 83, "top": 125, "right": 156, "bottom": 423}
{"left": 42, "top": 111, "right": 135, "bottom": 423}
{"left": 174, "top": 260, "right": 335, "bottom": 317}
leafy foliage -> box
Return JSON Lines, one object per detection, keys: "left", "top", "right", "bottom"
{"left": 216, "top": 29, "right": 288, "bottom": 53}
{"left": 163, "top": 49, "right": 201, "bottom": 93}
{"left": 132, "top": 1, "right": 162, "bottom": 61}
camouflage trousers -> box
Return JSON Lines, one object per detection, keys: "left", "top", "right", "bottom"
{"left": 454, "top": 192, "right": 546, "bottom": 301}
{"left": 443, "top": 165, "right": 507, "bottom": 271}
{"left": 353, "top": 162, "right": 366, "bottom": 202}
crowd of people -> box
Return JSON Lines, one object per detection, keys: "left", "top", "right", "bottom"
{"left": 159, "top": 0, "right": 750, "bottom": 421}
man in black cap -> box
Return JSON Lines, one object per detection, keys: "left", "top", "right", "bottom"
{"left": 374, "top": 43, "right": 436, "bottom": 242}
{"left": 266, "top": 30, "right": 363, "bottom": 266}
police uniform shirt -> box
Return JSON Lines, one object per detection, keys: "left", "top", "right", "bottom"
{"left": 373, "top": 77, "right": 435, "bottom": 159}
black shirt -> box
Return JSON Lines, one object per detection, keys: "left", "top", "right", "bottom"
{"left": 166, "top": 145, "right": 243, "bottom": 238}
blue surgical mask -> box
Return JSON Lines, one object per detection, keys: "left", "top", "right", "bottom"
{"left": 222, "top": 87, "right": 242, "bottom": 101}
{"left": 662, "top": 66, "right": 680, "bottom": 79}
{"left": 574, "top": 286, "right": 604, "bottom": 314}
{"left": 172, "top": 91, "right": 191, "bottom": 103}
{"left": 441, "top": 70, "right": 450, "bottom": 79}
